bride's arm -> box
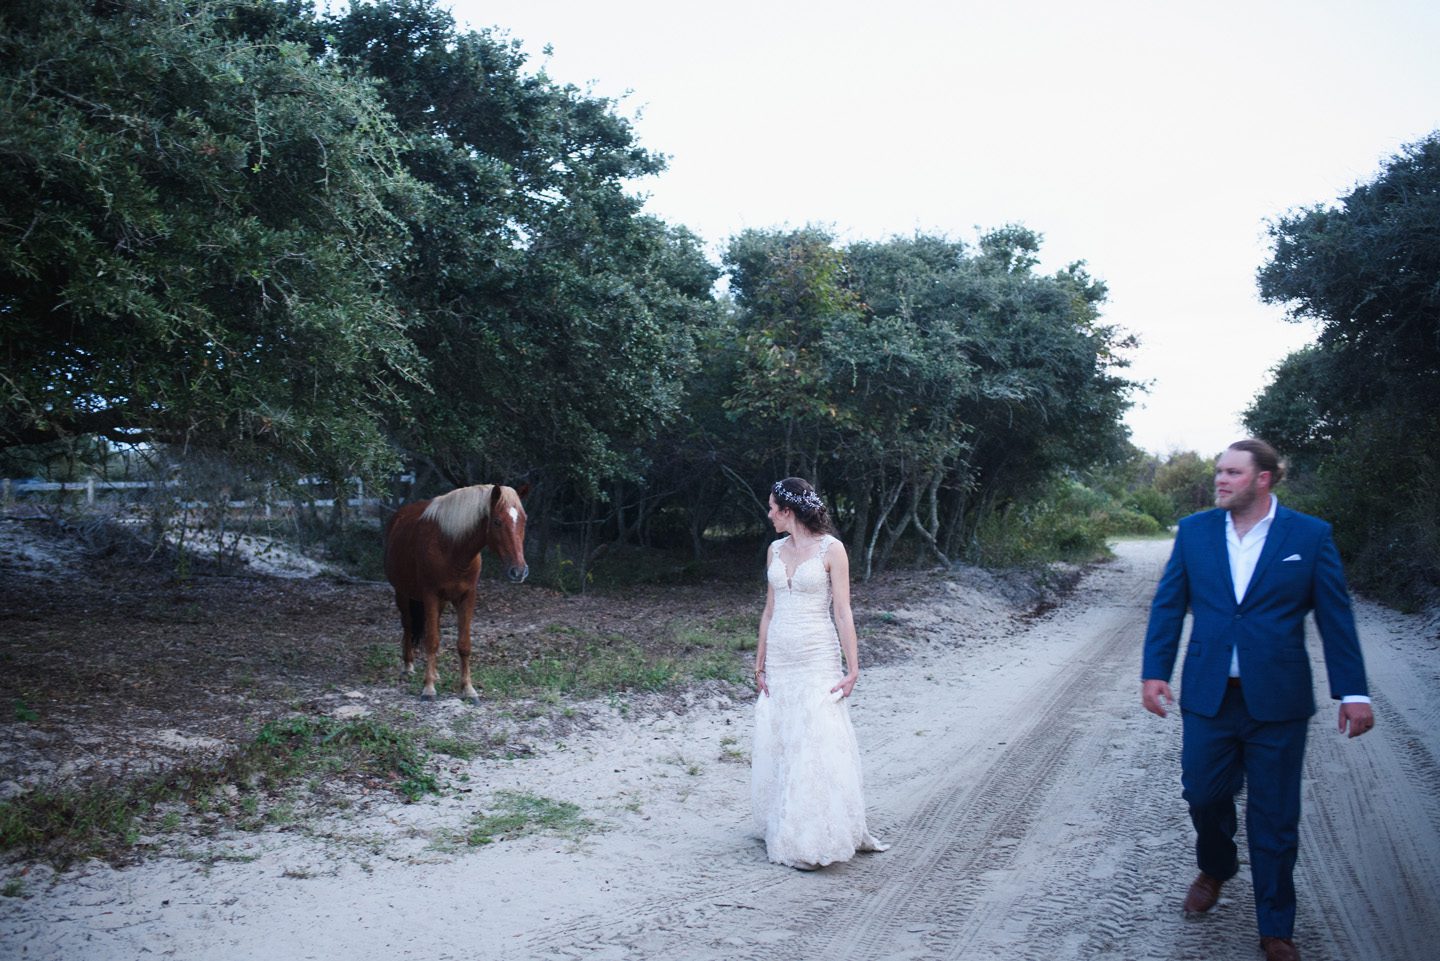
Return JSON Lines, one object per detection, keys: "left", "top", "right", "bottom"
{"left": 755, "top": 581, "right": 774, "bottom": 696}
{"left": 827, "top": 541, "right": 860, "bottom": 697}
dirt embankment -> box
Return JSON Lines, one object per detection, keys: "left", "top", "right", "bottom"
{"left": 2, "top": 522, "right": 1437, "bottom": 961}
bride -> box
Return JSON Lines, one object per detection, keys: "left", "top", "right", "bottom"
{"left": 751, "top": 477, "right": 887, "bottom": 869}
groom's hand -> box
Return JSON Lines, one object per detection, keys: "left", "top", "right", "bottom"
{"left": 1339, "top": 702, "right": 1375, "bottom": 738}
{"left": 1142, "top": 679, "right": 1174, "bottom": 718}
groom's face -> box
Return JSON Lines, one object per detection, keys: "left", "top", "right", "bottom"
{"left": 1214, "top": 449, "right": 1266, "bottom": 513}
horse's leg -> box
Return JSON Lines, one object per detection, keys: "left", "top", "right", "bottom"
{"left": 421, "top": 596, "right": 443, "bottom": 701}
{"left": 456, "top": 589, "right": 479, "bottom": 703}
{"left": 405, "top": 598, "right": 425, "bottom": 675}
{"left": 395, "top": 592, "right": 417, "bottom": 677}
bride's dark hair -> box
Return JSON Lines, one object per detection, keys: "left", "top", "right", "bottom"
{"left": 772, "top": 477, "right": 834, "bottom": 535}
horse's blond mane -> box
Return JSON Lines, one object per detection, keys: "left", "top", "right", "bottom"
{"left": 421, "top": 484, "right": 496, "bottom": 541}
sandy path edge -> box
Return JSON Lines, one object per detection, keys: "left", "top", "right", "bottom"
{"left": 2, "top": 539, "right": 1436, "bottom": 961}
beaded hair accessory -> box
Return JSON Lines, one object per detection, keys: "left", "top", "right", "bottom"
{"left": 772, "top": 481, "right": 824, "bottom": 514}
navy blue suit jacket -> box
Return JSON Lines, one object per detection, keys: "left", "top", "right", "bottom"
{"left": 1142, "top": 504, "right": 1368, "bottom": 722}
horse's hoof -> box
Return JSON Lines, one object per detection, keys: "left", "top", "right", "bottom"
{"left": 463, "top": 695, "right": 480, "bottom": 706}
{"left": 420, "top": 692, "right": 436, "bottom": 702}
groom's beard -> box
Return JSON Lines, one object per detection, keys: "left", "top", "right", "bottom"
{"left": 1216, "top": 476, "right": 1260, "bottom": 513}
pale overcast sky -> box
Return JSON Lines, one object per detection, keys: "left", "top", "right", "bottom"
{"left": 442, "top": 0, "right": 1440, "bottom": 456}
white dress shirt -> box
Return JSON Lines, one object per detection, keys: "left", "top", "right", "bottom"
{"left": 1225, "top": 495, "right": 1369, "bottom": 703}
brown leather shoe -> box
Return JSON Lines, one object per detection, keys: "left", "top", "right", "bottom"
{"left": 1182, "top": 872, "right": 1223, "bottom": 913}
{"left": 1260, "top": 936, "right": 1301, "bottom": 961}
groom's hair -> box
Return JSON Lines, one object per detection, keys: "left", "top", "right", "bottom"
{"left": 1227, "top": 438, "right": 1285, "bottom": 486}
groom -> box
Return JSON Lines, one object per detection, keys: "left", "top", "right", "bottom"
{"left": 1141, "top": 438, "right": 1374, "bottom": 961}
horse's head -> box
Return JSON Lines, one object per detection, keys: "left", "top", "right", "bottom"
{"left": 489, "top": 483, "right": 530, "bottom": 583}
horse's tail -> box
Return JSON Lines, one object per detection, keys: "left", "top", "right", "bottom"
{"left": 408, "top": 598, "right": 425, "bottom": 637}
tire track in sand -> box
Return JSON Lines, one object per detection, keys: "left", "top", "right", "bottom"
{"left": 1289, "top": 600, "right": 1440, "bottom": 961}
{"left": 502, "top": 546, "right": 1168, "bottom": 961}
{"left": 504, "top": 542, "right": 1440, "bottom": 961}
{"left": 789, "top": 544, "right": 1166, "bottom": 961}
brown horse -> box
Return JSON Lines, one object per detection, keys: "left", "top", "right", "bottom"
{"left": 383, "top": 484, "right": 530, "bottom": 701}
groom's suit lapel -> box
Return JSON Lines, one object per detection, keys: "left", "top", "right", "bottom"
{"left": 1239, "top": 505, "right": 1294, "bottom": 610}
{"left": 1206, "top": 510, "right": 1235, "bottom": 609}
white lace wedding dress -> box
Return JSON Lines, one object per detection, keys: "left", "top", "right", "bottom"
{"left": 751, "top": 534, "right": 887, "bottom": 868}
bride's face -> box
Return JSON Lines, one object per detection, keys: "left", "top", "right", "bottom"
{"left": 767, "top": 496, "right": 793, "bottom": 534}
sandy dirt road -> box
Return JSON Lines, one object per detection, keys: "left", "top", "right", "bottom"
{"left": 4, "top": 539, "right": 1437, "bottom": 960}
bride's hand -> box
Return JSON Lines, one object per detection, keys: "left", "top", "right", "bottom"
{"left": 831, "top": 672, "right": 858, "bottom": 698}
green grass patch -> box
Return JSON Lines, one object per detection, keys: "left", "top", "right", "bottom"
{"left": 669, "top": 613, "right": 757, "bottom": 685}
{"left": 718, "top": 735, "right": 747, "bottom": 764}
{"left": 464, "top": 618, "right": 753, "bottom": 700}
{"left": 359, "top": 643, "right": 397, "bottom": 683}
{"left": 361, "top": 608, "right": 755, "bottom": 707}
{"left": 671, "top": 614, "right": 757, "bottom": 652}
{"left": 469, "top": 642, "right": 669, "bottom": 697}
{"left": 0, "top": 780, "right": 149, "bottom": 866}
{"left": 426, "top": 736, "right": 483, "bottom": 760}
{"left": 0, "top": 715, "right": 438, "bottom": 868}
{"left": 244, "top": 716, "right": 437, "bottom": 801}
{"left": 464, "top": 790, "right": 593, "bottom": 846}
{"left": 176, "top": 846, "right": 262, "bottom": 865}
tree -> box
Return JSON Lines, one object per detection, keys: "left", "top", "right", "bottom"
{"left": 1250, "top": 132, "right": 1440, "bottom": 605}
{"left": 918, "top": 228, "right": 1136, "bottom": 561}
{"left": 1241, "top": 346, "right": 1337, "bottom": 477}
{"left": 723, "top": 227, "right": 865, "bottom": 479}
{"left": 840, "top": 234, "right": 988, "bottom": 571}
{"left": 0, "top": 0, "right": 426, "bottom": 482}
{"left": 1153, "top": 451, "right": 1215, "bottom": 518}
{"left": 1258, "top": 135, "right": 1440, "bottom": 418}
{"left": 705, "top": 227, "right": 1137, "bottom": 576}
{"left": 329, "top": 0, "right": 717, "bottom": 508}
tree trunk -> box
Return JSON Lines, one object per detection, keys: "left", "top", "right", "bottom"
{"left": 848, "top": 475, "right": 872, "bottom": 556}
{"left": 878, "top": 480, "right": 918, "bottom": 570}
{"left": 909, "top": 471, "right": 951, "bottom": 566}
{"left": 862, "top": 474, "right": 905, "bottom": 580}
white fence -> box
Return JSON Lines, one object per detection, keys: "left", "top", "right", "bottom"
{"left": 1, "top": 477, "right": 384, "bottom": 512}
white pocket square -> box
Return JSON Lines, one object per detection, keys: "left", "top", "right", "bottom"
{"left": 1282, "top": 554, "right": 1302, "bottom": 562}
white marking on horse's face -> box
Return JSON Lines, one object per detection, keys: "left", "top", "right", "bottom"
{"left": 508, "top": 506, "right": 519, "bottom": 525}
